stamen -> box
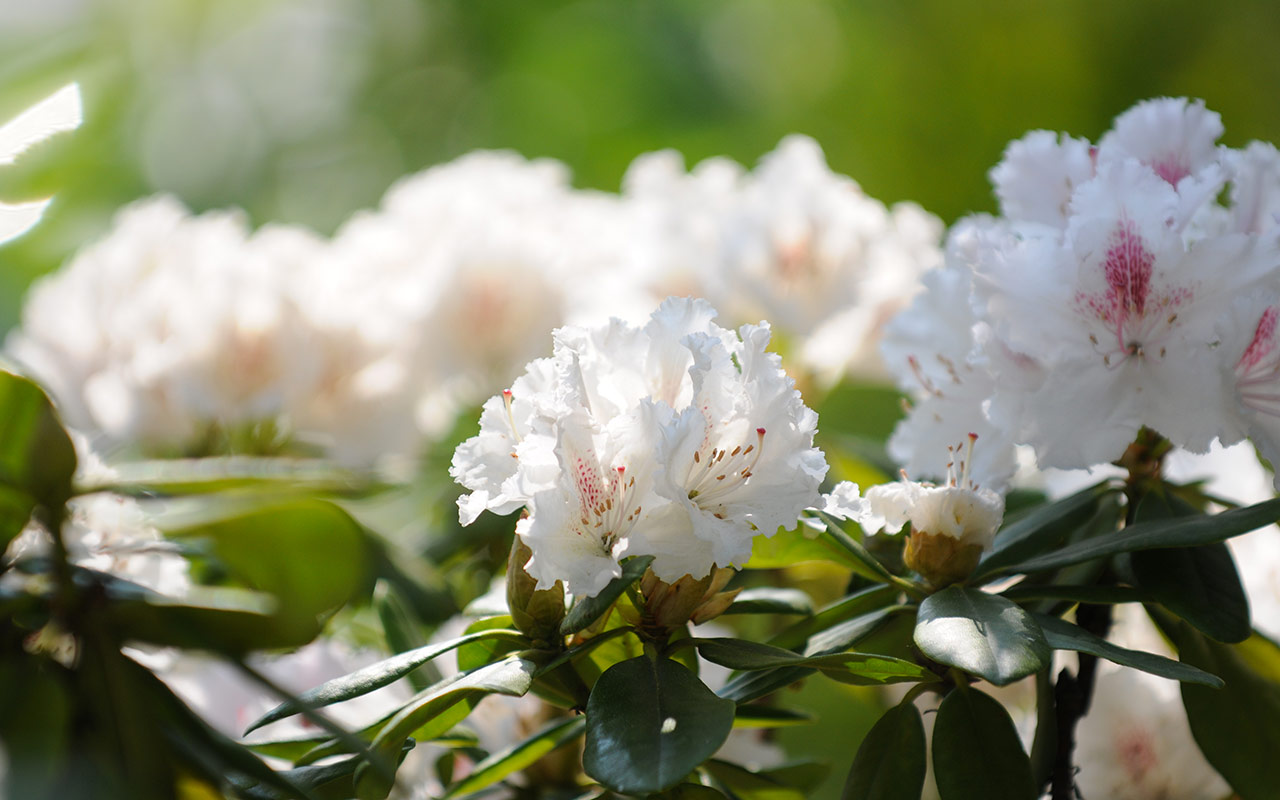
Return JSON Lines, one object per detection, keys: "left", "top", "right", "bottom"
{"left": 501, "top": 389, "right": 521, "bottom": 443}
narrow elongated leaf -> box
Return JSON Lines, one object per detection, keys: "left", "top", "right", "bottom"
{"left": 583, "top": 655, "right": 735, "bottom": 794}
{"left": 687, "top": 638, "right": 933, "bottom": 684}
{"left": 93, "top": 456, "right": 387, "bottom": 497}
{"left": 245, "top": 628, "right": 526, "bottom": 734}
{"left": 720, "top": 608, "right": 900, "bottom": 704}
{"left": 733, "top": 706, "right": 815, "bottom": 729}
{"left": 0, "top": 369, "right": 76, "bottom": 507}
{"left": 725, "top": 587, "right": 814, "bottom": 616}
{"left": 1028, "top": 669, "right": 1055, "bottom": 791}
{"left": 1160, "top": 617, "right": 1280, "bottom": 800}
{"left": 357, "top": 656, "right": 536, "bottom": 800}
{"left": 996, "top": 495, "right": 1280, "bottom": 576}
{"left": 914, "top": 587, "right": 1050, "bottom": 686}
{"left": 560, "top": 556, "right": 654, "bottom": 635}
{"left": 703, "top": 759, "right": 810, "bottom": 800}
{"left": 932, "top": 689, "right": 1036, "bottom": 800}
{"left": 998, "top": 584, "right": 1146, "bottom": 605}
{"left": 443, "top": 715, "right": 585, "bottom": 798}
{"left": 768, "top": 585, "right": 899, "bottom": 651}
{"left": 973, "top": 483, "right": 1109, "bottom": 580}
{"left": 238, "top": 745, "right": 413, "bottom": 800}
{"left": 842, "top": 701, "right": 926, "bottom": 800}
{"left": 1033, "top": 613, "right": 1221, "bottom": 687}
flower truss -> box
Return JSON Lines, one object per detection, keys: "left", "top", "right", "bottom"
{"left": 452, "top": 296, "right": 828, "bottom": 597}
{"left": 883, "top": 97, "right": 1280, "bottom": 484}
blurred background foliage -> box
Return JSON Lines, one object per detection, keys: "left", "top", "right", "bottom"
{"left": 2, "top": 3, "right": 1279, "bottom": 796}
{"left": 3, "top": 0, "right": 1280, "bottom": 332}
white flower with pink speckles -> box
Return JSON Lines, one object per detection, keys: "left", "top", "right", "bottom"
{"left": 887, "top": 97, "right": 1280, "bottom": 477}
{"left": 452, "top": 297, "right": 827, "bottom": 597}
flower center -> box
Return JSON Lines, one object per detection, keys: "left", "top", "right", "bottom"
{"left": 685, "top": 427, "right": 766, "bottom": 507}
{"left": 574, "top": 463, "right": 641, "bottom": 551}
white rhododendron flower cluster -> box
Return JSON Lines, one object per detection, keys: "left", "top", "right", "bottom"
{"left": 623, "top": 134, "right": 944, "bottom": 384}
{"left": 9, "top": 141, "right": 933, "bottom": 464}
{"left": 883, "top": 98, "right": 1280, "bottom": 487}
{"left": 452, "top": 297, "right": 828, "bottom": 597}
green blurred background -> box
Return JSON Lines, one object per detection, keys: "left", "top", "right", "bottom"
{"left": 3, "top": 0, "right": 1280, "bottom": 334}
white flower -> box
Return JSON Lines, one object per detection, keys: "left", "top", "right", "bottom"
{"left": 623, "top": 135, "right": 942, "bottom": 385}
{"left": 453, "top": 297, "right": 827, "bottom": 597}
{"left": 324, "top": 150, "right": 640, "bottom": 441}
{"left": 974, "top": 156, "right": 1277, "bottom": 469}
{"left": 1075, "top": 664, "right": 1229, "bottom": 800}
{"left": 8, "top": 196, "right": 329, "bottom": 457}
{"left": 989, "top": 129, "right": 1094, "bottom": 230}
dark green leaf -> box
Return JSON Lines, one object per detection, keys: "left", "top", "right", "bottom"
{"left": 1159, "top": 617, "right": 1280, "bottom": 800}
{"left": 972, "top": 482, "right": 1110, "bottom": 580}
{"left": 914, "top": 587, "right": 1050, "bottom": 686}
{"left": 1028, "top": 669, "right": 1055, "bottom": 791}
{"left": 0, "top": 657, "right": 71, "bottom": 798}
{"left": 0, "top": 370, "right": 75, "bottom": 550}
{"left": 1033, "top": 613, "right": 1221, "bottom": 687}
{"left": 841, "top": 701, "right": 926, "bottom": 800}
{"left": 443, "top": 715, "right": 584, "bottom": 798}
{"left": 703, "top": 758, "right": 808, "bottom": 800}
{"left": 1131, "top": 542, "right": 1250, "bottom": 644}
{"left": 768, "top": 585, "right": 899, "bottom": 651}
{"left": 357, "top": 655, "right": 536, "bottom": 800}
{"left": 245, "top": 628, "right": 525, "bottom": 734}
{"left": 560, "top": 555, "right": 654, "bottom": 635}
{"left": 583, "top": 655, "right": 735, "bottom": 794}
{"left": 932, "top": 689, "right": 1036, "bottom": 800}
{"left": 724, "top": 587, "right": 814, "bottom": 616}
{"left": 998, "top": 584, "right": 1146, "bottom": 605}
{"left": 720, "top": 607, "right": 900, "bottom": 704}
{"left": 1125, "top": 491, "right": 1251, "bottom": 643}
{"left": 687, "top": 637, "right": 933, "bottom": 684}
{"left": 238, "top": 745, "right": 414, "bottom": 800}
{"left": 733, "top": 706, "right": 815, "bottom": 729}
{"left": 995, "top": 495, "right": 1280, "bottom": 576}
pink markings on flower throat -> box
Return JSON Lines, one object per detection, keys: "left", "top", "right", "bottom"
{"left": 1150, "top": 155, "right": 1191, "bottom": 187}
{"left": 1075, "top": 217, "right": 1191, "bottom": 365}
{"left": 1235, "top": 306, "right": 1280, "bottom": 417}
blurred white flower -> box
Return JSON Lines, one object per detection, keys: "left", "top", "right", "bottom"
{"left": 623, "top": 135, "right": 943, "bottom": 386}
{"left": 453, "top": 297, "right": 827, "bottom": 597}
{"left": 322, "top": 150, "right": 641, "bottom": 443}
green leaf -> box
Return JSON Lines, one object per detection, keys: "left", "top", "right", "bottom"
{"left": 720, "top": 607, "right": 900, "bottom": 704}
{"left": 238, "top": 745, "right": 414, "bottom": 800}
{"left": 746, "top": 524, "right": 865, "bottom": 571}
{"left": 357, "top": 655, "right": 536, "bottom": 800}
{"left": 92, "top": 456, "right": 388, "bottom": 497}
{"left": 0, "top": 370, "right": 76, "bottom": 548}
{"left": 931, "top": 689, "right": 1036, "bottom": 800}
{"left": 1124, "top": 491, "right": 1251, "bottom": 643}
{"left": 702, "top": 759, "right": 809, "bottom": 800}
{"left": 1159, "top": 618, "right": 1280, "bottom": 800}
{"left": 997, "top": 584, "right": 1146, "bottom": 605}
{"left": 245, "top": 628, "right": 527, "bottom": 734}
{"left": 841, "top": 701, "right": 926, "bottom": 800}
{"left": 0, "top": 657, "right": 71, "bottom": 798}
{"left": 817, "top": 382, "right": 906, "bottom": 442}
{"left": 725, "top": 587, "right": 814, "bottom": 616}
{"left": 560, "top": 555, "right": 654, "bottom": 635}
{"left": 972, "top": 482, "right": 1110, "bottom": 580}
{"left": 456, "top": 616, "right": 527, "bottom": 672}
{"left": 768, "top": 584, "right": 899, "bottom": 651}
{"left": 164, "top": 499, "right": 370, "bottom": 649}
{"left": 1033, "top": 613, "right": 1221, "bottom": 687}
{"left": 995, "top": 495, "right": 1280, "bottom": 576}
{"left": 443, "top": 715, "right": 585, "bottom": 798}
{"left": 733, "top": 706, "right": 815, "bottom": 729}
{"left": 1028, "top": 669, "right": 1055, "bottom": 790}
{"left": 914, "top": 587, "right": 1050, "bottom": 686}
{"left": 687, "top": 638, "right": 933, "bottom": 685}
{"left": 583, "top": 655, "right": 735, "bottom": 794}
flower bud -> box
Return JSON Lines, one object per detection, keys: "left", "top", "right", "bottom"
{"left": 507, "top": 535, "right": 565, "bottom": 646}
{"left": 638, "top": 566, "right": 740, "bottom": 635}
